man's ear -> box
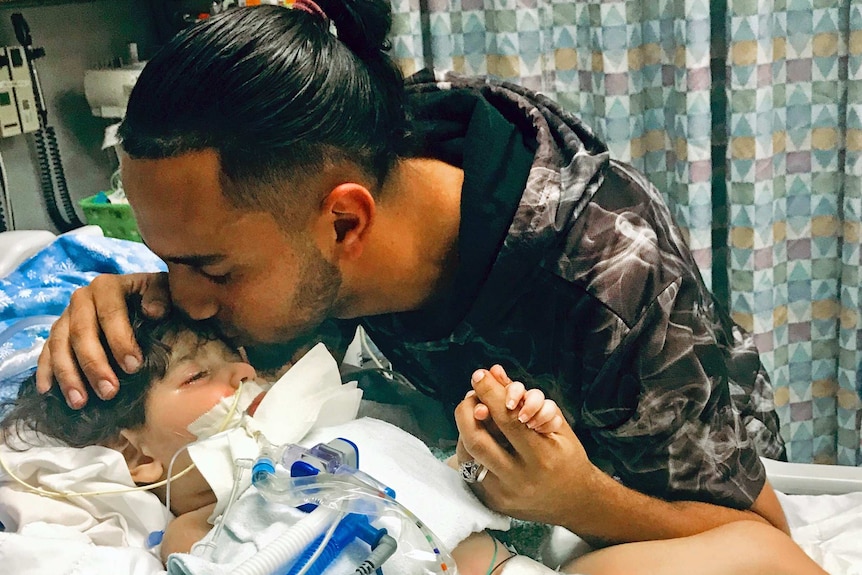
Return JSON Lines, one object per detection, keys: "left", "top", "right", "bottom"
{"left": 315, "top": 183, "right": 375, "bottom": 260}
{"left": 114, "top": 429, "right": 165, "bottom": 485}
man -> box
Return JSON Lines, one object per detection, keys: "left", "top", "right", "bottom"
{"left": 38, "top": 2, "right": 789, "bottom": 547}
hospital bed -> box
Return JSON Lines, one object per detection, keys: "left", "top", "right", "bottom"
{"left": 0, "top": 229, "right": 861, "bottom": 574}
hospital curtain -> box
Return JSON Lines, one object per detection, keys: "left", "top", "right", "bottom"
{"left": 387, "top": 0, "right": 862, "bottom": 465}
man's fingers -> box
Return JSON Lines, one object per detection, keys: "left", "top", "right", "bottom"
{"left": 454, "top": 389, "right": 514, "bottom": 477}
{"left": 473, "top": 402, "right": 490, "bottom": 421}
{"left": 34, "top": 340, "right": 52, "bottom": 394}
{"left": 36, "top": 272, "right": 168, "bottom": 409}
{"left": 39, "top": 317, "right": 88, "bottom": 408}
{"left": 88, "top": 274, "right": 145, "bottom": 378}
{"left": 140, "top": 272, "right": 171, "bottom": 318}
{"left": 64, "top": 286, "right": 119, "bottom": 400}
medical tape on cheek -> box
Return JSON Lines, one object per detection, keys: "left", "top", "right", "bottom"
{"left": 186, "top": 380, "right": 268, "bottom": 440}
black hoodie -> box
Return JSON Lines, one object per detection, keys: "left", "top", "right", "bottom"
{"left": 362, "top": 70, "right": 785, "bottom": 511}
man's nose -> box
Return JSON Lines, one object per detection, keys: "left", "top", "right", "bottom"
{"left": 169, "top": 267, "right": 219, "bottom": 320}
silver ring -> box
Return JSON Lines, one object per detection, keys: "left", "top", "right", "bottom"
{"left": 459, "top": 460, "right": 487, "bottom": 483}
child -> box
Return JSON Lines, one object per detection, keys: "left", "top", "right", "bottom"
{"left": 0, "top": 299, "right": 541, "bottom": 574}
{"left": 1, "top": 301, "right": 829, "bottom": 575}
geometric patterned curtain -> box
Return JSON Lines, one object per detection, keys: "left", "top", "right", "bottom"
{"left": 389, "top": 0, "right": 716, "bottom": 281}
{"left": 387, "top": 0, "right": 862, "bottom": 465}
{"left": 724, "top": 0, "right": 862, "bottom": 465}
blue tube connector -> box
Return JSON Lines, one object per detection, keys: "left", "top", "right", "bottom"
{"left": 285, "top": 513, "right": 387, "bottom": 575}
{"left": 252, "top": 455, "right": 276, "bottom": 484}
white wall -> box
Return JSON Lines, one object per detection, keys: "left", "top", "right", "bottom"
{"left": 0, "top": 0, "right": 157, "bottom": 232}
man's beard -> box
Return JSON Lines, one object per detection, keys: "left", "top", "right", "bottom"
{"left": 279, "top": 242, "right": 343, "bottom": 341}
{"left": 239, "top": 249, "right": 343, "bottom": 373}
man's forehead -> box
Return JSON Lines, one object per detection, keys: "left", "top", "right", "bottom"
{"left": 120, "top": 149, "right": 222, "bottom": 176}
{"left": 121, "top": 151, "right": 226, "bottom": 209}
{"left": 122, "top": 152, "right": 245, "bottom": 257}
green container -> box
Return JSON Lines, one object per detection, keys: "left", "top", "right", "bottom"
{"left": 79, "top": 194, "right": 142, "bottom": 242}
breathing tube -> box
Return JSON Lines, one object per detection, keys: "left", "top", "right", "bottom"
{"left": 285, "top": 512, "right": 393, "bottom": 575}
{"left": 0, "top": 315, "right": 59, "bottom": 350}
{"left": 204, "top": 447, "right": 399, "bottom": 575}
{"left": 245, "top": 440, "right": 457, "bottom": 575}
{"left": 0, "top": 316, "right": 60, "bottom": 388}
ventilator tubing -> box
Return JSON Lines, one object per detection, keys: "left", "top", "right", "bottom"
{"left": 230, "top": 506, "right": 341, "bottom": 575}
{"left": 253, "top": 471, "right": 457, "bottom": 574}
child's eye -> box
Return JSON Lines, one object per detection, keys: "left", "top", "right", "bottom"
{"left": 184, "top": 370, "right": 209, "bottom": 385}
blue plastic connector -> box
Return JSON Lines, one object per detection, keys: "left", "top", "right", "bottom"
{"left": 285, "top": 513, "right": 387, "bottom": 575}
{"left": 146, "top": 530, "right": 164, "bottom": 548}
{"left": 251, "top": 455, "right": 276, "bottom": 485}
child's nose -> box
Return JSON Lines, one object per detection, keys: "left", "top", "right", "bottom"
{"left": 231, "top": 362, "right": 258, "bottom": 388}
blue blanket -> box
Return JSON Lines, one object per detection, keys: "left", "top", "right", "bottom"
{"left": 0, "top": 233, "right": 165, "bottom": 402}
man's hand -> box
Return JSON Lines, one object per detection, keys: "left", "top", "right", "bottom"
{"left": 455, "top": 368, "right": 792, "bottom": 544}
{"left": 454, "top": 367, "right": 599, "bottom": 526}
{"left": 35, "top": 272, "right": 171, "bottom": 408}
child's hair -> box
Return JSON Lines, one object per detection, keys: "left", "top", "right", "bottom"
{"left": 0, "top": 297, "right": 218, "bottom": 448}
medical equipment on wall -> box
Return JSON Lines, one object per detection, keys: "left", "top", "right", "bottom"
{"left": 0, "top": 45, "right": 37, "bottom": 138}
{"left": 0, "top": 42, "right": 34, "bottom": 232}
{"left": 84, "top": 55, "right": 144, "bottom": 120}
{"left": 7, "top": 13, "right": 83, "bottom": 233}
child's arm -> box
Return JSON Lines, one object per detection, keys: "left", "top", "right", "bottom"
{"left": 451, "top": 531, "right": 513, "bottom": 575}
{"left": 159, "top": 503, "right": 216, "bottom": 563}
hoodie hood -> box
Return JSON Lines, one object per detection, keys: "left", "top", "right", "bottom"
{"left": 403, "top": 70, "right": 611, "bottom": 329}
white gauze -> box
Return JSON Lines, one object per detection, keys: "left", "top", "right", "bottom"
{"left": 186, "top": 380, "right": 268, "bottom": 440}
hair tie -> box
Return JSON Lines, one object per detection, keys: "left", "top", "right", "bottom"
{"left": 291, "top": 0, "right": 328, "bottom": 21}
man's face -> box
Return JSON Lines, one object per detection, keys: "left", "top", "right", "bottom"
{"left": 121, "top": 149, "right": 341, "bottom": 348}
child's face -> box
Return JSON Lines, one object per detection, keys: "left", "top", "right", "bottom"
{"left": 137, "top": 331, "right": 257, "bottom": 474}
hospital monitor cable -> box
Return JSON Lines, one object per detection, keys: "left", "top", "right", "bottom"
{"left": 0, "top": 150, "right": 11, "bottom": 232}
{"left": 11, "top": 13, "right": 83, "bottom": 233}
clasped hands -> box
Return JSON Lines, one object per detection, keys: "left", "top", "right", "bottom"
{"left": 453, "top": 365, "right": 599, "bottom": 529}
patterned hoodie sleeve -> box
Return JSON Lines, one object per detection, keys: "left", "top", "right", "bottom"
{"left": 561, "top": 161, "right": 784, "bottom": 509}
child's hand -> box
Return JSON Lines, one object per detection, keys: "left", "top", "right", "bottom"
{"left": 502, "top": 379, "right": 564, "bottom": 434}
{"left": 470, "top": 365, "right": 564, "bottom": 434}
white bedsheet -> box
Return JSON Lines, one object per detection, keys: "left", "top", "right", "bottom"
{"left": 780, "top": 491, "right": 862, "bottom": 575}
{"left": 0, "top": 432, "right": 172, "bottom": 575}
{"left": 3, "top": 486, "right": 861, "bottom": 574}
